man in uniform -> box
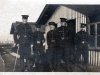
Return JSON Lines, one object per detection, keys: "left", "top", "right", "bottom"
{"left": 32, "top": 24, "right": 45, "bottom": 71}
{"left": 74, "top": 23, "right": 89, "bottom": 72}
{"left": 55, "top": 18, "right": 71, "bottom": 71}
{"left": 46, "top": 22, "right": 57, "bottom": 71}
{"left": 14, "top": 15, "right": 33, "bottom": 71}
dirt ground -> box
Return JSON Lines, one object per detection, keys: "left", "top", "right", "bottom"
{"left": 0, "top": 46, "right": 100, "bottom": 72}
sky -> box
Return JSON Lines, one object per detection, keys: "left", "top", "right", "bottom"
{"left": 0, "top": 0, "right": 46, "bottom": 41}
{"left": 0, "top": 0, "right": 99, "bottom": 42}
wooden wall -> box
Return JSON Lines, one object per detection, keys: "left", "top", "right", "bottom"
{"left": 44, "top": 5, "right": 87, "bottom": 49}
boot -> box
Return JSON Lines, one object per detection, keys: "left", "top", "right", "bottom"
{"left": 20, "top": 59, "right": 25, "bottom": 72}
{"left": 73, "top": 63, "right": 78, "bottom": 72}
{"left": 84, "top": 64, "right": 88, "bottom": 72}
{"left": 26, "top": 60, "right": 30, "bottom": 72}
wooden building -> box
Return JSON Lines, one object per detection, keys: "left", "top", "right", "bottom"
{"left": 36, "top": 4, "right": 100, "bottom": 67}
{"left": 10, "top": 21, "right": 45, "bottom": 34}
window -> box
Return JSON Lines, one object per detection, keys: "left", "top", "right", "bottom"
{"left": 90, "top": 25, "right": 95, "bottom": 35}
{"left": 89, "top": 22, "right": 100, "bottom": 49}
{"left": 89, "top": 24, "right": 95, "bottom": 47}
{"left": 97, "top": 23, "right": 100, "bottom": 47}
{"left": 97, "top": 23, "right": 100, "bottom": 35}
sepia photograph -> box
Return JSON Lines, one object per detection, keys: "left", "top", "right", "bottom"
{"left": 0, "top": 0, "right": 100, "bottom": 74}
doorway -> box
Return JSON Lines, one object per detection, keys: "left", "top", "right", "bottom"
{"left": 67, "top": 19, "right": 76, "bottom": 63}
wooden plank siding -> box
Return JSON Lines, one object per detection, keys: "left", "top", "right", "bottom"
{"left": 44, "top": 5, "right": 87, "bottom": 50}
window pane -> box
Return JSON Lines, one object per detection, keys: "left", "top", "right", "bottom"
{"left": 97, "top": 36, "right": 100, "bottom": 47}
{"left": 90, "top": 25, "right": 95, "bottom": 35}
{"left": 88, "top": 35, "right": 95, "bottom": 47}
{"left": 97, "top": 23, "right": 100, "bottom": 35}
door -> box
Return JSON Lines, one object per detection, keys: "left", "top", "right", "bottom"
{"left": 67, "top": 19, "right": 76, "bottom": 62}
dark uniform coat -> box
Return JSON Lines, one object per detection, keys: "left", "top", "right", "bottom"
{"left": 32, "top": 31, "right": 45, "bottom": 70}
{"left": 14, "top": 23, "right": 33, "bottom": 59}
{"left": 33, "top": 31, "right": 45, "bottom": 49}
{"left": 56, "top": 26, "right": 71, "bottom": 69}
{"left": 47, "top": 30, "right": 56, "bottom": 48}
{"left": 56, "top": 26, "right": 71, "bottom": 47}
{"left": 46, "top": 29, "right": 57, "bottom": 70}
{"left": 75, "top": 30, "right": 88, "bottom": 64}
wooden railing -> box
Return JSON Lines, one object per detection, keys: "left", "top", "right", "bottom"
{"left": 79, "top": 49, "right": 100, "bottom": 66}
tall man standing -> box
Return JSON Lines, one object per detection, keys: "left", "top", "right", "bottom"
{"left": 32, "top": 24, "right": 45, "bottom": 71}
{"left": 14, "top": 15, "right": 33, "bottom": 71}
{"left": 55, "top": 18, "right": 71, "bottom": 71}
{"left": 46, "top": 22, "right": 57, "bottom": 71}
{"left": 74, "top": 23, "right": 89, "bottom": 72}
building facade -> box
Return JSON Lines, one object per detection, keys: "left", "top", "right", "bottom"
{"left": 37, "top": 4, "right": 100, "bottom": 66}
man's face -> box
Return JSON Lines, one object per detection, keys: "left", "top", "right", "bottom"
{"left": 22, "top": 19, "right": 27, "bottom": 24}
{"left": 61, "top": 22, "right": 66, "bottom": 26}
{"left": 50, "top": 25, "right": 55, "bottom": 30}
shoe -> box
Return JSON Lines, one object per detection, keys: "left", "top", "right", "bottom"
{"left": 24, "top": 67, "right": 30, "bottom": 72}
{"left": 54, "top": 68, "right": 60, "bottom": 72}
{"left": 21, "top": 69, "right": 24, "bottom": 72}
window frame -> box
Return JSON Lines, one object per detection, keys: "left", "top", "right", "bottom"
{"left": 88, "top": 22, "right": 100, "bottom": 49}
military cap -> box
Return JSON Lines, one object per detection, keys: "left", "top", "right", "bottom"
{"left": 80, "top": 23, "right": 87, "bottom": 28}
{"left": 48, "top": 22, "right": 57, "bottom": 27}
{"left": 48, "top": 22, "right": 55, "bottom": 25}
{"left": 60, "top": 18, "right": 67, "bottom": 22}
{"left": 21, "top": 15, "right": 29, "bottom": 19}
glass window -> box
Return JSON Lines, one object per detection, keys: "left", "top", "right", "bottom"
{"left": 97, "top": 23, "right": 100, "bottom": 35}
{"left": 97, "top": 36, "right": 100, "bottom": 47}
{"left": 88, "top": 35, "right": 95, "bottom": 47}
{"left": 90, "top": 25, "right": 95, "bottom": 35}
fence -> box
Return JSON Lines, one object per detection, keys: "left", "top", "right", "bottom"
{"left": 79, "top": 49, "right": 100, "bottom": 67}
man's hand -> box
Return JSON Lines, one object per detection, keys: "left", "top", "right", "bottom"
{"left": 82, "top": 41, "right": 84, "bottom": 43}
{"left": 31, "top": 52, "right": 34, "bottom": 56}
{"left": 31, "top": 44, "right": 34, "bottom": 56}
{"left": 37, "top": 41, "right": 40, "bottom": 44}
{"left": 16, "top": 44, "right": 19, "bottom": 46}
{"left": 31, "top": 44, "right": 33, "bottom": 48}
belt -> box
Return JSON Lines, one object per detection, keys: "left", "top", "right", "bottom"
{"left": 51, "top": 40, "right": 55, "bottom": 42}
{"left": 20, "top": 35, "right": 28, "bottom": 37}
{"left": 81, "top": 41, "right": 87, "bottom": 44}
{"left": 36, "top": 41, "right": 41, "bottom": 44}
{"left": 61, "top": 37, "right": 68, "bottom": 40}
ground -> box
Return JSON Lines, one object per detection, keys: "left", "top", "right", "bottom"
{"left": 0, "top": 45, "right": 100, "bottom": 72}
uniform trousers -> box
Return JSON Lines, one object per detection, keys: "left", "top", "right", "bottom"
{"left": 46, "top": 47, "right": 57, "bottom": 70}
{"left": 56, "top": 45, "right": 70, "bottom": 69}
{"left": 75, "top": 43, "right": 88, "bottom": 64}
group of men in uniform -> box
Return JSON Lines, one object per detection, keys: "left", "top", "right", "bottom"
{"left": 13, "top": 15, "right": 89, "bottom": 72}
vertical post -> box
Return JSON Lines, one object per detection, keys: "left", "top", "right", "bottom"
{"left": 77, "top": 12, "right": 79, "bottom": 32}
{"left": 88, "top": 50, "right": 90, "bottom": 64}
{"left": 97, "top": 51, "right": 99, "bottom": 66}
{"left": 95, "top": 51, "right": 97, "bottom": 66}
{"left": 75, "top": 11, "right": 78, "bottom": 33}
{"left": 90, "top": 50, "right": 92, "bottom": 65}
{"left": 92, "top": 51, "right": 93, "bottom": 65}
{"left": 95, "top": 23, "right": 97, "bottom": 48}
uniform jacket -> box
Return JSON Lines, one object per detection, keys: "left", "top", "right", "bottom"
{"left": 56, "top": 26, "right": 71, "bottom": 47}
{"left": 75, "top": 30, "right": 88, "bottom": 45}
{"left": 47, "top": 29, "right": 56, "bottom": 48}
{"left": 14, "top": 23, "right": 33, "bottom": 44}
{"left": 33, "top": 31, "right": 45, "bottom": 46}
